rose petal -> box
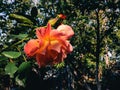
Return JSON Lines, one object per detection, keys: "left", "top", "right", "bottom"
{"left": 24, "top": 39, "right": 39, "bottom": 57}
{"left": 36, "top": 54, "right": 48, "bottom": 67}
{"left": 54, "top": 37, "right": 73, "bottom": 53}
{"left": 47, "top": 49, "right": 58, "bottom": 60}
{"left": 36, "top": 40, "right": 49, "bottom": 55}
{"left": 36, "top": 53, "right": 53, "bottom": 67}
{"left": 48, "top": 40, "right": 61, "bottom": 53}
{"left": 50, "top": 30, "right": 65, "bottom": 39}
{"left": 36, "top": 27, "right": 46, "bottom": 39}
{"left": 45, "top": 23, "right": 51, "bottom": 37}
{"left": 64, "top": 41, "right": 73, "bottom": 53}
{"left": 57, "top": 24, "right": 74, "bottom": 39}
{"left": 36, "top": 23, "right": 51, "bottom": 39}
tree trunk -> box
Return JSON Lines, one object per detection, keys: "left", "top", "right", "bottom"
{"left": 95, "top": 9, "right": 101, "bottom": 90}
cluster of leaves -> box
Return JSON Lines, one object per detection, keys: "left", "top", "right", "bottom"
{"left": 0, "top": 0, "right": 38, "bottom": 89}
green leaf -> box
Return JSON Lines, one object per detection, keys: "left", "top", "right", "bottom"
{"left": 17, "top": 62, "right": 31, "bottom": 74}
{"left": 15, "top": 75, "right": 26, "bottom": 87}
{"left": 9, "top": 14, "right": 33, "bottom": 25}
{"left": 11, "top": 34, "right": 28, "bottom": 39}
{"left": 5, "top": 62, "right": 18, "bottom": 78}
{"left": 19, "top": 23, "right": 36, "bottom": 28}
{"left": 54, "top": 61, "right": 65, "bottom": 68}
{"left": 2, "top": 51, "right": 21, "bottom": 59}
{"left": 0, "top": 55, "right": 8, "bottom": 61}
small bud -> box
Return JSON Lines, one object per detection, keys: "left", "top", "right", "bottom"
{"left": 58, "top": 14, "right": 66, "bottom": 19}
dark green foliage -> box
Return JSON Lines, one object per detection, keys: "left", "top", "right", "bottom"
{"left": 31, "top": 7, "right": 38, "bottom": 17}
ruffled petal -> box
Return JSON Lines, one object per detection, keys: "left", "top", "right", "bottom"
{"left": 36, "top": 40, "right": 49, "bottom": 55}
{"left": 53, "top": 49, "right": 64, "bottom": 64}
{"left": 36, "top": 23, "right": 51, "bottom": 39}
{"left": 47, "top": 48, "right": 59, "bottom": 60}
{"left": 48, "top": 40, "right": 61, "bottom": 53}
{"left": 45, "top": 23, "right": 51, "bottom": 37}
{"left": 50, "top": 30, "right": 65, "bottom": 39}
{"left": 24, "top": 39, "right": 39, "bottom": 57}
{"left": 36, "top": 54, "right": 48, "bottom": 67}
{"left": 36, "top": 27, "right": 46, "bottom": 39}
{"left": 36, "top": 53, "right": 54, "bottom": 67}
{"left": 54, "top": 37, "right": 71, "bottom": 52}
{"left": 57, "top": 24, "right": 74, "bottom": 39}
{"left": 63, "top": 41, "right": 73, "bottom": 53}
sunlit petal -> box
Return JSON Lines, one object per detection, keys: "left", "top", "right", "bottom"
{"left": 57, "top": 24, "right": 74, "bottom": 39}
{"left": 50, "top": 30, "right": 65, "bottom": 39}
{"left": 44, "top": 23, "right": 51, "bottom": 37}
{"left": 36, "top": 23, "right": 51, "bottom": 39}
{"left": 24, "top": 39, "right": 39, "bottom": 57}
{"left": 36, "top": 40, "right": 49, "bottom": 55}
{"left": 48, "top": 40, "right": 61, "bottom": 53}
{"left": 36, "top": 27, "right": 46, "bottom": 39}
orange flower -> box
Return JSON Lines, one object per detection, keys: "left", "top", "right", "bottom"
{"left": 24, "top": 23, "right": 74, "bottom": 67}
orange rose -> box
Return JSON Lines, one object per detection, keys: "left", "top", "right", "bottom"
{"left": 24, "top": 23, "right": 74, "bottom": 67}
